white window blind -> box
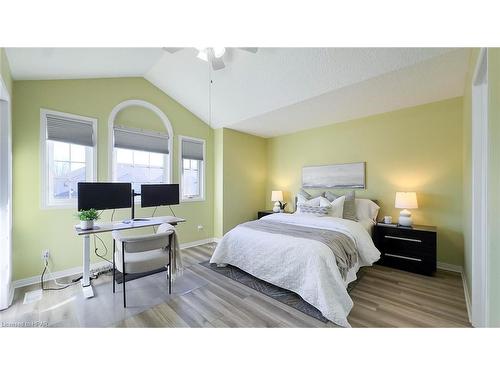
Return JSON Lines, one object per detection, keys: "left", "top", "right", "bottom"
{"left": 114, "top": 126, "right": 169, "bottom": 154}
{"left": 181, "top": 138, "right": 204, "bottom": 160}
{"left": 46, "top": 113, "right": 95, "bottom": 147}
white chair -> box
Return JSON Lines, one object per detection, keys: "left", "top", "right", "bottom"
{"left": 112, "top": 228, "right": 174, "bottom": 308}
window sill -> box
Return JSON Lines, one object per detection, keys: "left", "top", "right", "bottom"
{"left": 181, "top": 197, "right": 205, "bottom": 203}
{"left": 42, "top": 202, "right": 77, "bottom": 210}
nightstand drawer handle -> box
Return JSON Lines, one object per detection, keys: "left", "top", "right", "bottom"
{"left": 384, "top": 235, "right": 422, "bottom": 243}
{"left": 385, "top": 253, "right": 422, "bottom": 262}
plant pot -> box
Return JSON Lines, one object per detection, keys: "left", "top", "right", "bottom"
{"left": 80, "top": 220, "right": 94, "bottom": 230}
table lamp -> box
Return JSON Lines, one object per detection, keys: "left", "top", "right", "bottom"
{"left": 271, "top": 190, "right": 283, "bottom": 213}
{"left": 395, "top": 192, "right": 418, "bottom": 227}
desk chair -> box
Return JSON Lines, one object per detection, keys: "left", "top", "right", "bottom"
{"left": 112, "top": 228, "right": 174, "bottom": 307}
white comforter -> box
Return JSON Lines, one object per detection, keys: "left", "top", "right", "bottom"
{"left": 209, "top": 213, "right": 380, "bottom": 327}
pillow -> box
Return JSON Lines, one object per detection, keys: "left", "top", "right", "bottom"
{"left": 297, "top": 204, "right": 331, "bottom": 216}
{"left": 296, "top": 189, "right": 324, "bottom": 205}
{"left": 342, "top": 190, "right": 357, "bottom": 221}
{"left": 295, "top": 196, "right": 323, "bottom": 215}
{"left": 319, "top": 195, "right": 345, "bottom": 218}
{"left": 325, "top": 191, "right": 340, "bottom": 202}
{"left": 297, "top": 188, "right": 312, "bottom": 201}
{"left": 355, "top": 198, "right": 380, "bottom": 222}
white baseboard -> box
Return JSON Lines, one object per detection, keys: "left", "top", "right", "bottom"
{"left": 12, "top": 260, "right": 110, "bottom": 290}
{"left": 436, "top": 261, "right": 471, "bottom": 324}
{"left": 462, "top": 271, "right": 472, "bottom": 324}
{"left": 437, "top": 262, "right": 463, "bottom": 273}
{"left": 179, "top": 237, "right": 218, "bottom": 249}
{"left": 13, "top": 237, "right": 217, "bottom": 290}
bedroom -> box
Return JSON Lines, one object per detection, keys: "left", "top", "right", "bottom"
{"left": 1, "top": 0, "right": 499, "bottom": 373}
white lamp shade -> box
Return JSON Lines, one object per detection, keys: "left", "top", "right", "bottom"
{"left": 395, "top": 192, "right": 418, "bottom": 209}
{"left": 271, "top": 190, "right": 283, "bottom": 201}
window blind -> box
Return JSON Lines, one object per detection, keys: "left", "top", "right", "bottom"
{"left": 46, "top": 113, "right": 95, "bottom": 147}
{"left": 113, "top": 126, "right": 169, "bottom": 154}
{"left": 181, "top": 138, "right": 204, "bottom": 161}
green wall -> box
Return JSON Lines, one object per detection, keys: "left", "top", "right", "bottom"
{"left": 213, "top": 128, "right": 268, "bottom": 237}
{"left": 0, "top": 48, "right": 12, "bottom": 97}
{"left": 213, "top": 128, "right": 224, "bottom": 237}
{"left": 267, "top": 97, "right": 464, "bottom": 266}
{"left": 12, "top": 78, "right": 213, "bottom": 280}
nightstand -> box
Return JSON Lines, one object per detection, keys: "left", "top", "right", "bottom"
{"left": 257, "top": 210, "right": 289, "bottom": 219}
{"left": 373, "top": 223, "right": 437, "bottom": 275}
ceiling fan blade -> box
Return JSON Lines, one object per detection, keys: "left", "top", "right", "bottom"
{"left": 207, "top": 48, "right": 226, "bottom": 70}
{"left": 162, "top": 47, "right": 184, "bottom": 53}
{"left": 238, "top": 47, "right": 258, "bottom": 53}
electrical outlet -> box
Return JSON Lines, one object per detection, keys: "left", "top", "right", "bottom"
{"left": 197, "top": 224, "right": 204, "bottom": 231}
{"left": 41, "top": 249, "right": 49, "bottom": 261}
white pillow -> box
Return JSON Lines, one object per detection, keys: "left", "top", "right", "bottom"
{"left": 297, "top": 194, "right": 323, "bottom": 206}
{"left": 318, "top": 196, "right": 345, "bottom": 218}
{"left": 355, "top": 198, "right": 380, "bottom": 221}
{"left": 295, "top": 196, "right": 323, "bottom": 214}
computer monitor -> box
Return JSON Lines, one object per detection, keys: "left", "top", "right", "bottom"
{"left": 77, "top": 182, "right": 132, "bottom": 211}
{"left": 140, "top": 184, "right": 180, "bottom": 208}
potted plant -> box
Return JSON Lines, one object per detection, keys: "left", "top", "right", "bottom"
{"left": 279, "top": 201, "right": 287, "bottom": 213}
{"left": 76, "top": 208, "right": 100, "bottom": 230}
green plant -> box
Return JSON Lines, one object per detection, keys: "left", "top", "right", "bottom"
{"left": 76, "top": 208, "right": 100, "bottom": 221}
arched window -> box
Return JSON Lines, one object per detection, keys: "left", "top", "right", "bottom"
{"left": 108, "top": 100, "right": 173, "bottom": 196}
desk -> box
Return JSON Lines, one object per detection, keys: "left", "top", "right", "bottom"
{"left": 74, "top": 216, "right": 185, "bottom": 299}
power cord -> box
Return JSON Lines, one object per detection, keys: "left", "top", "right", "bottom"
{"left": 111, "top": 209, "right": 116, "bottom": 222}
{"left": 40, "top": 259, "right": 79, "bottom": 291}
{"left": 94, "top": 234, "right": 112, "bottom": 265}
{"left": 152, "top": 206, "right": 158, "bottom": 233}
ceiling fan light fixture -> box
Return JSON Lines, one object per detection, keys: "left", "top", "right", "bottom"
{"left": 213, "top": 47, "right": 226, "bottom": 58}
{"left": 196, "top": 49, "right": 208, "bottom": 62}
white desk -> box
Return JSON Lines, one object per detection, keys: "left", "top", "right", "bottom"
{"left": 74, "top": 216, "right": 185, "bottom": 299}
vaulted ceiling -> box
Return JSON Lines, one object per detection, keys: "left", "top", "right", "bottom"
{"left": 6, "top": 47, "right": 470, "bottom": 137}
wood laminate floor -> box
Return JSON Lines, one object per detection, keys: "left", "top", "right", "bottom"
{"left": 0, "top": 243, "right": 471, "bottom": 328}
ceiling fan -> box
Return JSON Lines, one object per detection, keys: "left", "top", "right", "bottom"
{"left": 162, "top": 47, "right": 258, "bottom": 70}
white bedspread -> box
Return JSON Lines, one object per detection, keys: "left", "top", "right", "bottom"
{"left": 209, "top": 213, "right": 380, "bottom": 327}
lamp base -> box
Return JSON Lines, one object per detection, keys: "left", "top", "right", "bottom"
{"left": 273, "top": 201, "right": 281, "bottom": 213}
{"left": 398, "top": 209, "right": 413, "bottom": 227}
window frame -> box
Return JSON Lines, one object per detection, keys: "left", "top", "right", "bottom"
{"left": 40, "top": 109, "right": 97, "bottom": 209}
{"left": 108, "top": 100, "right": 174, "bottom": 204}
{"left": 179, "top": 135, "right": 206, "bottom": 202}
{"left": 112, "top": 146, "right": 170, "bottom": 201}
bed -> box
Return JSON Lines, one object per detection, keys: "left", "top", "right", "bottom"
{"left": 209, "top": 197, "right": 381, "bottom": 327}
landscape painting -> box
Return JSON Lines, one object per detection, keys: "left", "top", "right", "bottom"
{"left": 302, "top": 162, "right": 365, "bottom": 189}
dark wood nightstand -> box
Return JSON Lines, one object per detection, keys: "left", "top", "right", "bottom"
{"left": 257, "top": 210, "right": 288, "bottom": 219}
{"left": 373, "top": 223, "right": 437, "bottom": 275}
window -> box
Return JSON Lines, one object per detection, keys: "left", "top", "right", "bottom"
{"left": 41, "top": 109, "right": 96, "bottom": 208}
{"left": 180, "top": 136, "right": 205, "bottom": 201}
{"left": 112, "top": 126, "right": 170, "bottom": 194}
{"left": 115, "top": 148, "right": 168, "bottom": 193}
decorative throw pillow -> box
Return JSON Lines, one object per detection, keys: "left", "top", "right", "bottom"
{"left": 297, "top": 188, "right": 312, "bottom": 201}
{"left": 355, "top": 198, "right": 380, "bottom": 221}
{"left": 324, "top": 195, "right": 345, "bottom": 218}
{"left": 298, "top": 204, "right": 331, "bottom": 216}
{"left": 325, "top": 191, "right": 340, "bottom": 202}
{"left": 342, "top": 190, "right": 357, "bottom": 221}
{"left": 296, "top": 189, "right": 324, "bottom": 205}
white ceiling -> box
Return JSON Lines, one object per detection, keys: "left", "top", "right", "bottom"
{"left": 6, "top": 48, "right": 164, "bottom": 79}
{"left": 6, "top": 47, "right": 470, "bottom": 137}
